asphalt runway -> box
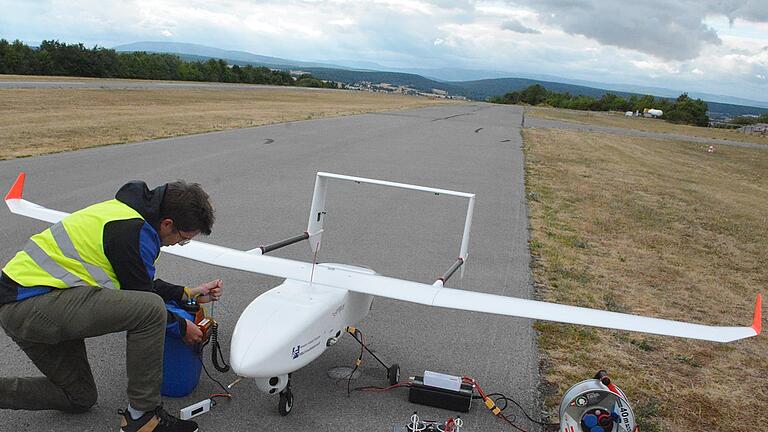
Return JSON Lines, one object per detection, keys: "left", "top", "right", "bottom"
{"left": 0, "top": 103, "right": 542, "bottom": 431}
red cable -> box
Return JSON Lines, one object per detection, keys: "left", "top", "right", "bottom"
{"left": 462, "top": 376, "right": 488, "bottom": 399}
{"left": 462, "top": 376, "right": 529, "bottom": 432}
{"left": 356, "top": 382, "right": 411, "bottom": 392}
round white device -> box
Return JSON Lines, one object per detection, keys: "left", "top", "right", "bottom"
{"left": 559, "top": 373, "right": 637, "bottom": 432}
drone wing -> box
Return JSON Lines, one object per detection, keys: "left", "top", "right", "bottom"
{"left": 4, "top": 173, "right": 69, "bottom": 223}
{"left": 163, "top": 241, "right": 762, "bottom": 342}
{"left": 5, "top": 173, "right": 762, "bottom": 343}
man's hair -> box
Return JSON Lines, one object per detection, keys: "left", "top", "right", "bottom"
{"left": 160, "top": 180, "right": 215, "bottom": 235}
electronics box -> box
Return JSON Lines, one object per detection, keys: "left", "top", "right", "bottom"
{"left": 408, "top": 375, "right": 474, "bottom": 413}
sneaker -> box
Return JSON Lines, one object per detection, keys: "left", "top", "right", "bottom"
{"left": 118, "top": 405, "right": 199, "bottom": 432}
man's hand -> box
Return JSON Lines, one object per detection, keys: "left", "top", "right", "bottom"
{"left": 188, "top": 279, "right": 223, "bottom": 304}
{"left": 183, "top": 319, "right": 204, "bottom": 345}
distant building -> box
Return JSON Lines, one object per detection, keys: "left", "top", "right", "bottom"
{"left": 342, "top": 80, "right": 466, "bottom": 100}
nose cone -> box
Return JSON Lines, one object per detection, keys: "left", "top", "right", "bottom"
{"left": 230, "top": 336, "right": 273, "bottom": 377}
{"left": 230, "top": 302, "right": 283, "bottom": 377}
{"left": 230, "top": 308, "right": 316, "bottom": 377}
{"left": 228, "top": 282, "right": 321, "bottom": 377}
{"left": 230, "top": 332, "right": 287, "bottom": 377}
{"left": 228, "top": 280, "right": 348, "bottom": 377}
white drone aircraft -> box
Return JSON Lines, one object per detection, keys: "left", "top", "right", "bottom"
{"left": 4, "top": 172, "right": 762, "bottom": 416}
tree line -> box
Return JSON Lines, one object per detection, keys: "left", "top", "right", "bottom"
{"left": 729, "top": 114, "right": 768, "bottom": 125}
{"left": 0, "top": 39, "right": 338, "bottom": 88}
{"left": 489, "top": 84, "right": 710, "bottom": 127}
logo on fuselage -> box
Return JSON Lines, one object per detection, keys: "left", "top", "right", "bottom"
{"left": 291, "top": 335, "right": 322, "bottom": 360}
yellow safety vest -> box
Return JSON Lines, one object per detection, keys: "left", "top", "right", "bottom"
{"left": 3, "top": 199, "right": 148, "bottom": 289}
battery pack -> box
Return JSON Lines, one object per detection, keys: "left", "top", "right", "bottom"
{"left": 408, "top": 376, "right": 474, "bottom": 412}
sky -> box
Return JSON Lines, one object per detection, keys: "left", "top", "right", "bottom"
{"left": 1, "top": 0, "right": 767, "bottom": 102}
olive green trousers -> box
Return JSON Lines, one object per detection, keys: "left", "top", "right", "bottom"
{"left": 0, "top": 286, "right": 167, "bottom": 412}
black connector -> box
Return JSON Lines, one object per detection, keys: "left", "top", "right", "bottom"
{"left": 408, "top": 376, "right": 474, "bottom": 413}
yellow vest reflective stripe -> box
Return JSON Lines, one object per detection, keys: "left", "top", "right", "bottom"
{"left": 3, "top": 200, "right": 146, "bottom": 289}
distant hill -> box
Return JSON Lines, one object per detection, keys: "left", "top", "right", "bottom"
{"left": 319, "top": 62, "right": 514, "bottom": 82}
{"left": 302, "top": 71, "right": 768, "bottom": 116}
{"left": 112, "top": 41, "right": 768, "bottom": 117}
{"left": 560, "top": 79, "right": 768, "bottom": 109}
{"left": 287, "top": 69, "right": 622, "bottom": 100}
{"left": 448, "top": 78, "right": 631, "bottom": 100}
{"left": 304, "top": 61, "right": 768, "bottom": 108}
{"left": 442, "top": 78, "right": 768, "bottom": 117}
{"left": 113, "top": 41, "right": 355, "bottom": 70}
{"left": 300, "top": 68, "right": 465, "bottom": 93}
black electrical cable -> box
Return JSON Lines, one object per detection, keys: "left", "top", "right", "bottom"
{"left": 486, "top": 393, "right": 510, "bottom": 412}
{"left": 208, "top": 322, "right": 230, "bottom": 372}
{"left": 198, "top": 352, "right": 231, "bottom": 396}
{"left": 495, "top": 395, "right": 559, "bottom": 428}
{"left": 346, "top": 362, "right": 360, "bottom": 397}
{"left": 338, "top": 332, "right": 550, "bottom": 432}
{"left": 346, "top": 328, "right": 365, "bottom": 397}
{"left": 472, "top": 392, "right": 558, "bottom": 429}
{"left": 499, "top": 412, "right": 529, "bottom": 432}
{"left": 198, "top": 341, "right": 231, "bottom": 396}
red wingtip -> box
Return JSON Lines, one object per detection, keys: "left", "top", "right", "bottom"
{"left": 4, "top": 172, "right": 25, "bottom": 201}
{"left": 752, "top": 293, "right": 762, "bottom": 335}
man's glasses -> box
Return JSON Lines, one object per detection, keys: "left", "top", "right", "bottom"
{"left": 175, "top": 229, "right": 193, "bottom": 246}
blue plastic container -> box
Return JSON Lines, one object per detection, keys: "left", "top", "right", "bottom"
{"left": 161, "top": 301, "right": 202, "bottom": 397}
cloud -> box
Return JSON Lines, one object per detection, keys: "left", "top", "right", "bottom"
{"left": 715, "top": 0, "right": 768, "bottom": 24}
{"left": 501, "top": 19, "right": 540, "bottom": 34}
{"left": 518, "top": 0, "right": 724, "bottom": 61}
{"left": 0, "top": 0, "right": 765, "bottom": 101}
{"left": 631, "top": 59, "right": 680, "bottom": 75}
{"left": 511, "top": 0, "right": 768, "bottom": 61}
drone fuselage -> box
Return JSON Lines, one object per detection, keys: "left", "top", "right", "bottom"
{"left": 230, "top": 264, "right": 375, "bottom": 393}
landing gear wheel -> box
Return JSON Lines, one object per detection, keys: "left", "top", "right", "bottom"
{"left": 387, "top": 363, "right": 401, "bottom": 386}
{"left": 278, "top": 386, "right": 293, "bottom": 416}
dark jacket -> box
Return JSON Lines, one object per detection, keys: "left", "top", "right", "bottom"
{"left": 0, "top": 181, "right": 189, "bottom": 336}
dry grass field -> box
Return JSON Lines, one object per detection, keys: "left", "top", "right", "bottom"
{"left": 526, "top": 106, "right": 768, "bottom": 145}
{"left": 0, "top": 77, "right": 454, "bottom": 160}
{"left": 524, "top": 128, "right": 767, "bottom": 431}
